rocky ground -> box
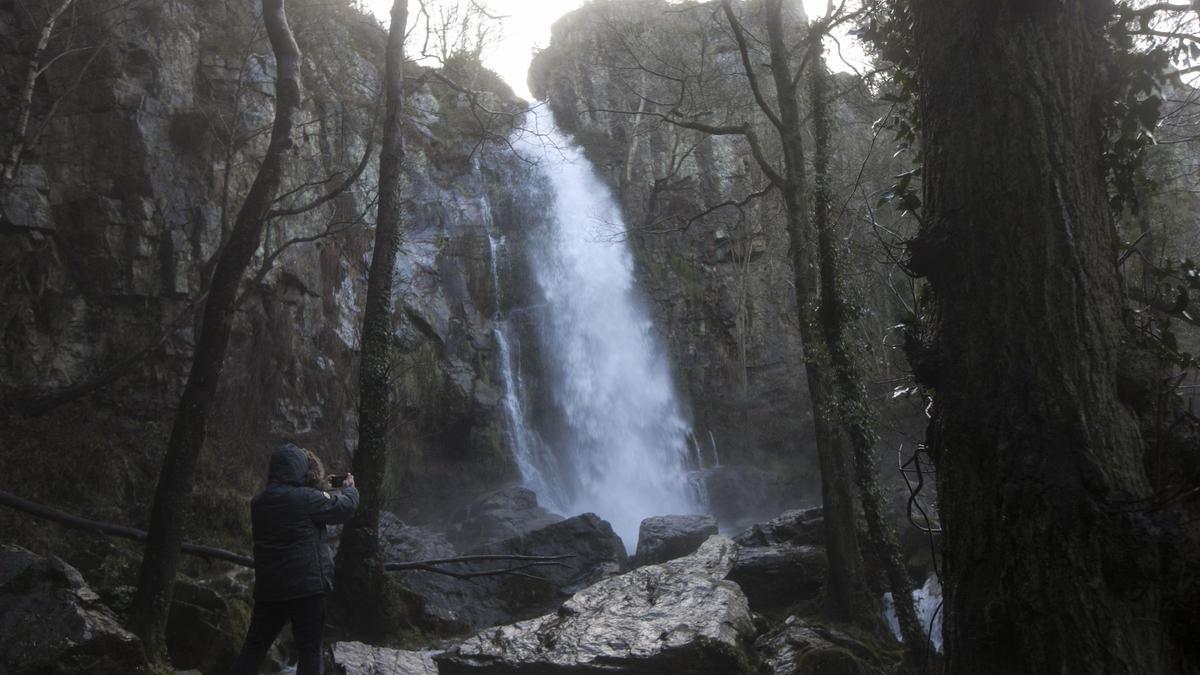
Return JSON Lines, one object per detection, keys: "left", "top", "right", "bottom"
{"left": 0, "top": 483, "right": 936, "bottom": 674}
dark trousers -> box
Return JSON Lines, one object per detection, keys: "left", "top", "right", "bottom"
{"left": 228, "top": 593, "right": 325, "bottom": 675}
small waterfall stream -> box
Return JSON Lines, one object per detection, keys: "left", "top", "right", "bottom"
{"left": 488, "top": 230, "right": 566, "bottom": 508}
{"left": 492, "top": 106, "right": 702, "bottom": 548}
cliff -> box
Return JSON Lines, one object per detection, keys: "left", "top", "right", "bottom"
{"left": 0, "top": 0, "right": 546, "bottom": 553}
{"left": 528, "top": 0, "right": 923, "bottom": 508}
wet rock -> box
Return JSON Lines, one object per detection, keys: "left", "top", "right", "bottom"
{"left": 729, "top": 509, "right": 828, "bottom": 611}
{"left": 754, "top": 616, "right": 887, "bottom": 675}
{"left": 728, "top": 544, "right": 826, "bottom": 611}
{"left": 380, "top": 511, "right": 457, "bottom": 562}
{"left": 632, "top": 514, "right": 717, "bottom": 566}
{"left": 330, "top": 641, "right": 439, "bottom": 675}
{"left": 473, "top": 512, "right": 627, "bottom": 591}
{"left": 447, "top": 486, "right": 563, "bottom": 550}
{"left": 436, "top": 535, "right": 756, "bottom": 674}
{"left": 397, "top": 513, "right": 626, "bottom": 631}
{"left": 0, "top": 544, "right": 148, "bottom": 674}
{"left": 733, "top": 508, "right": 824, "bottom": 548}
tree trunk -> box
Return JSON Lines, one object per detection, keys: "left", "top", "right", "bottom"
{"left": 332, "top": 0, "right": 409, "bottom": 638}
{"left": 757, "top": 0, "right": 875, "bottom": 623}
{"left": 809, "top": 51, "right": 926, "bottom": 654}
{"left": 129, "top": 0, "right": 301, "bottom": 660}
{"left": 1, "top": 0, "right": 76, "bottom": 197}
{"left": 910, "top": 0, "right": 1178, "bottom": 670}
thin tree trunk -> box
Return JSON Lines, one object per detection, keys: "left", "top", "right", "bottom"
{"left": 129, "top": 0, "right": 301, "bottom": 661}
{"left": 753, "top": 0, "right": 875, "bottom": 623}
{"left": 910, "top": 0, "right": 1176, "bottom": 670}
{"left": 809, "top": 51, "right": 926, "bottom": 654}
{"left": 332, "top": 0, "right": 409, "bottom": 638}
{"left": 1, "top": 0, "right": 76, "bottom": 196}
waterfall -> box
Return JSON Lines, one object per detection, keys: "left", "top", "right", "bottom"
{"left": 500, "top": 106, "right": 703, "bottom": 548}
{"left": 489, "top": 230, "right": 567, "bottom": 508}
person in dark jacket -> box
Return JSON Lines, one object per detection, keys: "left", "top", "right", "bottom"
{"left": 228, "top": 442, "right": 359, "bottom": 675}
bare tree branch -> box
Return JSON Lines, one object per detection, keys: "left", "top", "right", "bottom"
{"left": 0, "top": 489, "right": 254, "bottom": 567}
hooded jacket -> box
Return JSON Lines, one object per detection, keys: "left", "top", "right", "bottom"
{"left": 250, "top": 443, "right": 359, "bottom": 601}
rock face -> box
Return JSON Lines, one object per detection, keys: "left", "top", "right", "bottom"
{"left": 436, "top": 535, "right": 756, "bottom": 674}
{"left": 632, "top": 514, "right": 717, "bottom": 566}
{"left": 330, "top": 641, "right": 438, "bottom": 675}
{"left": 0, "top": 0, "right": 554, "bottom": 541}
{"left": 396, "top": 512, "right": 627, "bottom": 631}
{"left": 0, "top": 545, "right": 148, "bottom": 674}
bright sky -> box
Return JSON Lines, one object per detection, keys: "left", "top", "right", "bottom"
{"left": 364, "top": 0, "right": 862, "bottom": 100}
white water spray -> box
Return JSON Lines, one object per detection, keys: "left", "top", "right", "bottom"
{"left": 883, "top": 575, "right": 945, "bottom": 653}
{"left": 505, "top": 106, "right": 703, "bottom": 548}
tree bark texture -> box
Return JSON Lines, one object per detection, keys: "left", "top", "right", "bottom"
{"left": 809, "top": 51, "right": 925, "bottom": 654}
{"left": 332, "top": 0, "right": 408, "bottom": 637}
{"left": 910, "top": 0, "right": 1180, "bottom": 671}
{"left": 129, "top": 0, "right": 301, "bottom": 660}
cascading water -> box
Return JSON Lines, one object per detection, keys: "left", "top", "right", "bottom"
{"left": 488, "top": 230, "right": 567, "bottom": 508}
{"left": 500, "top": 106, "right": 703, "bottom": 548}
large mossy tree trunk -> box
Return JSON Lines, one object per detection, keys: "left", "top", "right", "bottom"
{"left": 910, "top": 0, "right": 1179, "bottom": 670}
{"left": 129, "top": 0, "right": 301, "bottom": 660}
{"left": 332, "top": 0, "right": 409, "bottom": 638}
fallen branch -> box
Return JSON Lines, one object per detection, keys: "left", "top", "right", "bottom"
{"left": 0, "top": 489, "right": 254, "bottom": 567}
{"left": 384, "top": 559, "right": 572, "bottom": 580}
{"left": 0, "top": 490, "right": 575, "bottom": 579}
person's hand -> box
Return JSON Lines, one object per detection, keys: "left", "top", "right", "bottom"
{"left": 343, "top": 473, "right": 355, "bottom": 489}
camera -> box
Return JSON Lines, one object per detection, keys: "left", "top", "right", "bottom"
{"left": 328, "top": 474, "right": 347, "bottom": 488}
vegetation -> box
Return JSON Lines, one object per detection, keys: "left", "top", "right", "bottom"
{"left": 0, "top": 0, "right": 1196, "bottom": 671}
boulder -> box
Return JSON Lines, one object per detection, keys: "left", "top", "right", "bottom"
{"left": 330, "top": 641, "right": 439, "bottom": 675}
{"left": 754, "top": 616, "right": 888, "bottom": 675}
{"left": 473, "top": 512, "right": 627, "bottom": 591}
{"left": 380, "top": 511, "right": 457, "bottom": 562}
{"left": 436, "top": 535, "right": 756, "bottom": 674}
{"left": 447, "top": 486, "right": 563, "bottom": 550}
{"left": 733, "top": 508, "right": 824, "bottom": 548}
{"left": 396, "top": 513, "right": 626, "bottom": 631}
{"left": 632, "top": 514, "right": 718, "bottom": 566}
{"left": 166, "top": 575, "right": 254, "bottom": 673}
{"left": 728, "top": 543, "right": 826, "bottom": 611}
{"left": 0, "top": 544, "right": 148, "bottom": 674}
{"left": 729, "top": 509, "right": 827, "bottom": 612}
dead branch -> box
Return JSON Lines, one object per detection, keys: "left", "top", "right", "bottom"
{"left": 1, "top": 490, "right": 576, "bottom": 580}
{"left": 0, "top": 489, "right": 254, "bottom": 567}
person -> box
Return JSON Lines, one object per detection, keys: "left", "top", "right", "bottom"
{"left": 228, "top": 442, "right": 359, "bottom": 675}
